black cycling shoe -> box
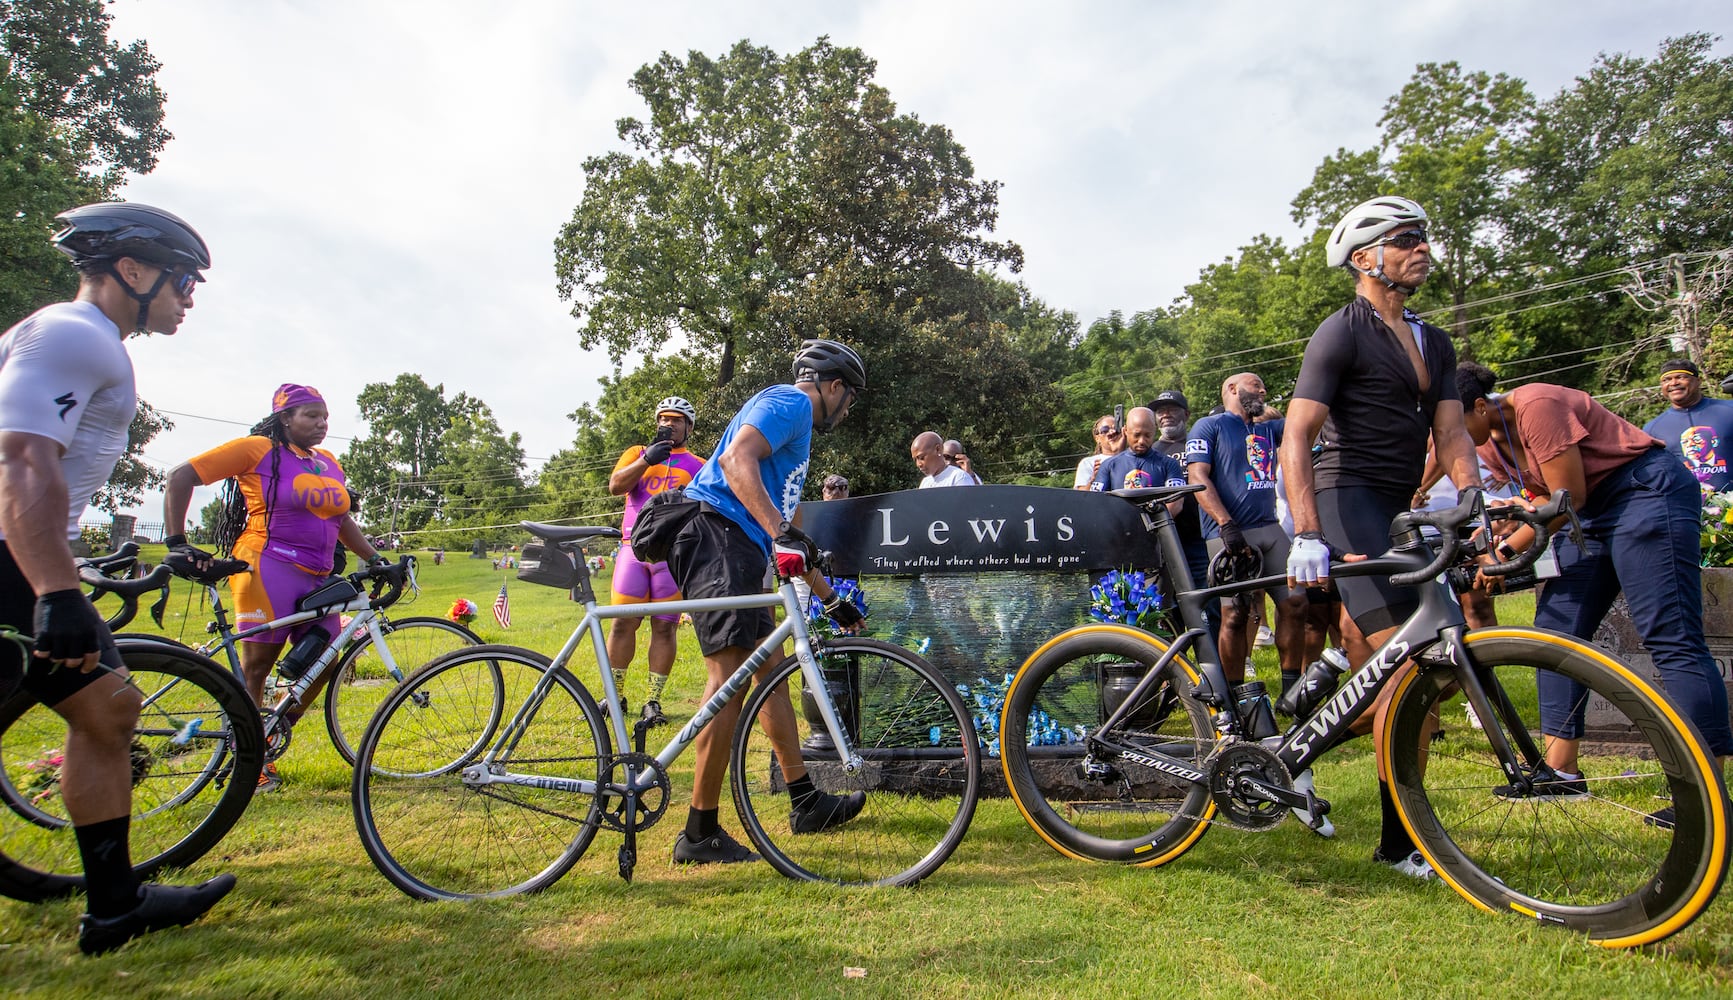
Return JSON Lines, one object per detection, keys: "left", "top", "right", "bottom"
{"left": 640, "top": 699, "right": 667, "bottom": 727}
{"left": 78, "top": 874, "right": 237, "bottom": 956}
{"left": 672, "top": 829, "right": 760, "bottom": 865}
{"left": 790, "top": 789, "right": 866, "bottom": 834}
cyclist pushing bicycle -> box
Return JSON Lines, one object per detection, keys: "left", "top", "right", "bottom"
{"left": 662, "top": 339, "right": 871, "bottom": 864}
{"left": 161, "top": 383, "right": 390, "bottom": 792}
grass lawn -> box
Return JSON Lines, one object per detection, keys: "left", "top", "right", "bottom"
{"left": 2, "top": 549, "right": 1730, "bottom": 998}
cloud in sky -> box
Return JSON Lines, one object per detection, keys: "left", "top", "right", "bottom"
{"left": 94, "top": 0, "right": 1729, "bottom": 520}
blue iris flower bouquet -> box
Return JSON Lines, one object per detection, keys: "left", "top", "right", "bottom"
{"left": 1088, "top": 568, "right": 1167, "bottom": 634}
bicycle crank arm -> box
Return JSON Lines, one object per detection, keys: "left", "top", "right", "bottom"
{"left": 1234, "top": 776, "right": 1330, "bottom": 816}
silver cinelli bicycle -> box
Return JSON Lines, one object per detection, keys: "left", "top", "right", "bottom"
{"left": 351, "top": 521, "right": 982, "bottom": 900}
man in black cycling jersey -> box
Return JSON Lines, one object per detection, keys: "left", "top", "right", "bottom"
{"left": 0, "top": 203, "right": 235, "bottom": 953}
{"left": 1280, "top": 196, "right": 1482, "bottom": 881}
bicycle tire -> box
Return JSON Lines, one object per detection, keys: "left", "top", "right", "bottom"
{"left": 324, "top": 616, "right": 481, "bottom": 767}
{"left": 1384, "top": 628, "right": 1731, "bottom": 947}
{"left": 352, "top": 645, "right": 605, "bottom": 901}
{"left": 998, "top": 625, "right": 1217, "bottom": 865}
{"left": 731, "top": 638, "right": 980, "bottom": 886}
{"left": 0, "top": 642, "right": 264, "bottom": 901}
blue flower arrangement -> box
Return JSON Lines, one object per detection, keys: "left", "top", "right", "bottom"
{"left": 1088, "top": 568, "right": 1168, "bottom": 633}
{"left": 955, "top": 673, "right": 1084, "bottom": 757}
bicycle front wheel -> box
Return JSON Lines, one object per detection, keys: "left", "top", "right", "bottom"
{"left": 0, "top": 642, "right": 263, "bottom": 901}
{"left": 325, "top": 616, "right": 481, "bottom": 766}
{"left": 1385, "top": 628, "right": 1731, "bottom": 947}
{"left": 999, "top": 625, "right": 1216, "bottom": 865}
{"left": 352, "top": 645, "right": 606, "bottom": 901}
{"left": 732, "top": 638, "right": 980, "bottom": 886}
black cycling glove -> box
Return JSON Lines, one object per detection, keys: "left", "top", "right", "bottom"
{"left": 33, "top": 589, "right": 104, "bottom": 663}
{"left": 1218, "top": 520, "right": 1247, "bottom": 553}
{"left": 823, "top": 592, "right": 865, "bottom": 630}
{"left": 162, "top": 534, "right": 215, "bottom": 575}
{"left": 642, "top": 439, "right": 675, "bottom": 466}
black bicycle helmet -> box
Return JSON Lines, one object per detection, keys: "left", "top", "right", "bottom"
{"left": 1207, "top": 546, "right": 1264, "bottom": 589}
{"left": 792, "top": 339, "right": 867, "bottom": 391}
{"left": 52, "top": 202, "right": 211, "bottom": 274}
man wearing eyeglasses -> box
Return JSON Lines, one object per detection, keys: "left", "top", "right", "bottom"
{"left": 1073, "top": 415, "right": 1126, "bottom": 489}
{"left": 1280, "top": 196, "right": 1483, "bottom": 882}
{"left": 1643, "top": 357, "right": 1733, "bottom": 498}
{"left": 0, "top": 203, "right": 235, "bottom": 954}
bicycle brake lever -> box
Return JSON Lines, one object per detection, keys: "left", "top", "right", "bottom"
{"left": 150, "top": 586, "right": 170, "bottom": 628}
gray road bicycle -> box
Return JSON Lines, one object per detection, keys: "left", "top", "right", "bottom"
{"left": 351, "top": 521, "right": 981, "bottom": 900}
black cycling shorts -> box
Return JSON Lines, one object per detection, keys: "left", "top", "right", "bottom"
{"left": 0, "top": 542, "right": 124, "bottom": 706}
{"left": 1316, "top": 486, "right": 1415, "bottom": 636}
{"left": 666, "top": 511, "right": 776, "bottom": 657}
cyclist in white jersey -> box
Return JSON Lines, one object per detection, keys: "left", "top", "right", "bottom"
{"left": 0, "top": 203, "right": 234, "bottom": 955}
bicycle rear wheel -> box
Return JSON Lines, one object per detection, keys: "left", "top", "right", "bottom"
{"left": 352, "top": 645, "right": 605, "bottom": 901}
{"left": 0, "top": 642, "right": 263, "bottom": 901}
{"left": 325, "top": 616, "right": 481, "bottom": 766}
{"left": 998, "top": 625, "right": 1216, "bottom": 864}
{"left": 731, "top": 638, "right": 980, "bottom": 886}
{"left": 1384, "top": 628, "right": 1730, "bottom": 947}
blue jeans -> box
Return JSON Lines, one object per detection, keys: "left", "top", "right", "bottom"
{"left": 1532, "top": 448, "right": 1733, "bottom": 756}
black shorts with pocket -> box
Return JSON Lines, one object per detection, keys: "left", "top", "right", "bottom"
{"left": 0, "top": 542, "right": 124, "bottom": 706}
{"left": 666, "top": 511, "right": 776, "bottom": 657}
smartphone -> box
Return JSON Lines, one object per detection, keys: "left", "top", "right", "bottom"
{"left": 653, "top": 425, "right": 675, "bottom": 444}
{"left": 1112, "top": 404, "right": 1124, "bottom": 434}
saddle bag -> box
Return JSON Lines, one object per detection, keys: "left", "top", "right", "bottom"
{"left": 517, "top": 541, "right": 579, "bottom": 590}
{"left": 629, "top": 489, "right": 702, "bottom": 563}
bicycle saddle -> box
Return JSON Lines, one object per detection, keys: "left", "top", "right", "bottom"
{"left": 519, "top": 521, "right": 622, "bottom": 544}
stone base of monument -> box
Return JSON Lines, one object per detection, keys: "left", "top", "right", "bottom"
{"left": 1586, "top": 567, "right": 1733, "bottom": 740}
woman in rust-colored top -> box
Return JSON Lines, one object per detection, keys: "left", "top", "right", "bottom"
{"left": 1457, "top": 363, "right": 1730, "bottom": 825}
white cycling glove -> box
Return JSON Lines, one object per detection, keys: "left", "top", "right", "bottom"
{"left": 1287, "top": 534, "right": 1331, "bottom": 584}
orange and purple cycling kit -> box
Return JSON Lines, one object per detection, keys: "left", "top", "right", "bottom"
{"left": 612, "top": 444, "right": 705, "bottom": 620}
{"left": 189, "top": 436, "right": 352, "bottom": 643}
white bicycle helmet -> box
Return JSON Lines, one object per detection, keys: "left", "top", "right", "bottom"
{"left": 1325, "top": 196, "right": 1428, "bottom": 268}
{"left": 655, "top": 396, "right": 696, "bottom": 423}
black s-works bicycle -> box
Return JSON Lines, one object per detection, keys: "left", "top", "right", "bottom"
{"left": 998, "top": 485, "right": 1729, "bottom": 947}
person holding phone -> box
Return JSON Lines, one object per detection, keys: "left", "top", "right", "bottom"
{"left": 608, "top": 397, "right": 706, "bottom": 723}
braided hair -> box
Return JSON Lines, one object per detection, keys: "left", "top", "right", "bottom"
{"left": 212, "top": 412, "right": 290, "bottom": 556}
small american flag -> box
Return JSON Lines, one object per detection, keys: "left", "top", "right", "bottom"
{"left": 492, "top": 583, "right": 511, "bottom": 629}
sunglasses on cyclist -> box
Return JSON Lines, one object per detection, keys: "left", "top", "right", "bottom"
{"left": 164, "top": 269, "right": 199, "bottom": 296}
{"left": 1370, "top": 230, "right": 1430, "bottom": 252}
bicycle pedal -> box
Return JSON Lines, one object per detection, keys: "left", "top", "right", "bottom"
{"left": 618, "top": 844, "right": 636, "bottom": 882}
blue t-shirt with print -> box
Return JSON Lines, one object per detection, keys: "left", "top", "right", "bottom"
{"left": 1091, "top": 448, "right": 1187, "bottom": 493}
{"left": 683, "top": 384, "right": 812, "bottom": 557}
{"left": 1185, "top": 413, "right": 1284, "bottom": 533}
{"left": 1643, "top": 398, "right": 1733, "bottom": 496}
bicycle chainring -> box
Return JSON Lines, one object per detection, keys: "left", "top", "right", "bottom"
{"left": 262, "top": 713, "right": 292, "bottom": 762}
{"left": 596, "top": 752, "right": 670, "bottom": 833}
{"left": 1205, "top": 742, "right": 1291, "bottom": 831}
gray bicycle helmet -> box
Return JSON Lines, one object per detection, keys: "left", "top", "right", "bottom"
{"left": 655, "top": 396, "right": 696, "bottom": 424}
{"left": 792, "top": 339, "right": 867, "bottom": 391}
{"left": 52, "top": 202, "right": 211, "bottom": 274}
{"left": 1324, "top": 196, "right": 1427, "bottom": 269}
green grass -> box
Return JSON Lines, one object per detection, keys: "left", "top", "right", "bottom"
{"left": 2, "top": 551, "right": 1731, "bottom": 997}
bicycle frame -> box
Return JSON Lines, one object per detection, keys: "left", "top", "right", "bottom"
{"left": 461, "top": 579, "right": 860, "bottom": 798}
{"left": 1100, "top": 492, "right": 1545, "bottom": 791}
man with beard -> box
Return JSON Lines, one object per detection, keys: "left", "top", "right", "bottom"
{"left": 1281, "top": 196, "right": 1482, "bottom": 879}
{"left": 1148, "top": 390, "right": 1189, "bottom": 461}
{"left": 1091, "top": 407, "right": 1186, "bottom": 507}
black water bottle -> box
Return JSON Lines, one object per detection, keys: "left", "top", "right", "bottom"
{"left": 1231, "top": 681, "right": 1279, "bottom": 740}
{"left": 1276, "top": 646, "right": 1349, "bottom": 718}
{"left": 277, "top": 625, "right": 331, "bottom": 681}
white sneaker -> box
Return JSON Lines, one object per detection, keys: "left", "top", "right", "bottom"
{"left": 1289, "top": 769, "right": 1335, "bottom": 838}
{"left": 1465, "top": 701, "right": 1483, "bottom": 730}
{"left": 1254, "top": 625, "right": 1275, "bottom": 648}
{"left": 1378, "top": 849, "right": 1437, "bottom": 882}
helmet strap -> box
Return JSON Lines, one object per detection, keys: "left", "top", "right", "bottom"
{"left": 813, "top": 378, "right": 846, "bottom": 433}
{"left": 105, "top": 261, "right": 171, "bottom": 332}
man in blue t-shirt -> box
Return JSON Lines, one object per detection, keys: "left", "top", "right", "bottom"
{"left": 1091, "top": 407, "right": 1187, "bottom": 498}
{"left": 1186, "top": 372, "right": 1307, "bottom": 692}
{"left": 667, "top": 340, "right": 869, "bottom": 865}
{"left": 1642, "top": 356, "right": 1733, "bottom": 498}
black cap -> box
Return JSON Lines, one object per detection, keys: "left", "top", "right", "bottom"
{"left": 1149, "top": 390, "right": 1189, "bottom": 412}
{"left": 1660, "top": 357, "right": 1701, "bottom": 379}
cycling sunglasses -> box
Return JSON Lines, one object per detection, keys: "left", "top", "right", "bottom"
{"left": 1370, "top": 230, "right": 1430, "bottom": 252}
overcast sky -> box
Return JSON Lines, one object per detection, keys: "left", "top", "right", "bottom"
{"left": 97, "top": 0, "right": 1730, "bottom": 523}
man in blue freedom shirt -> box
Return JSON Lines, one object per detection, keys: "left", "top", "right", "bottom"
{"left": 1643, "top": 357, "right": 1733, "bottom": 498}
{"left": 667, "top": 339, "right": 870, "bottom": 865}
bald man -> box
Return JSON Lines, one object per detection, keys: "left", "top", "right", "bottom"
{"left": 913, "top": 431, "right": 974, "bottom": 488}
